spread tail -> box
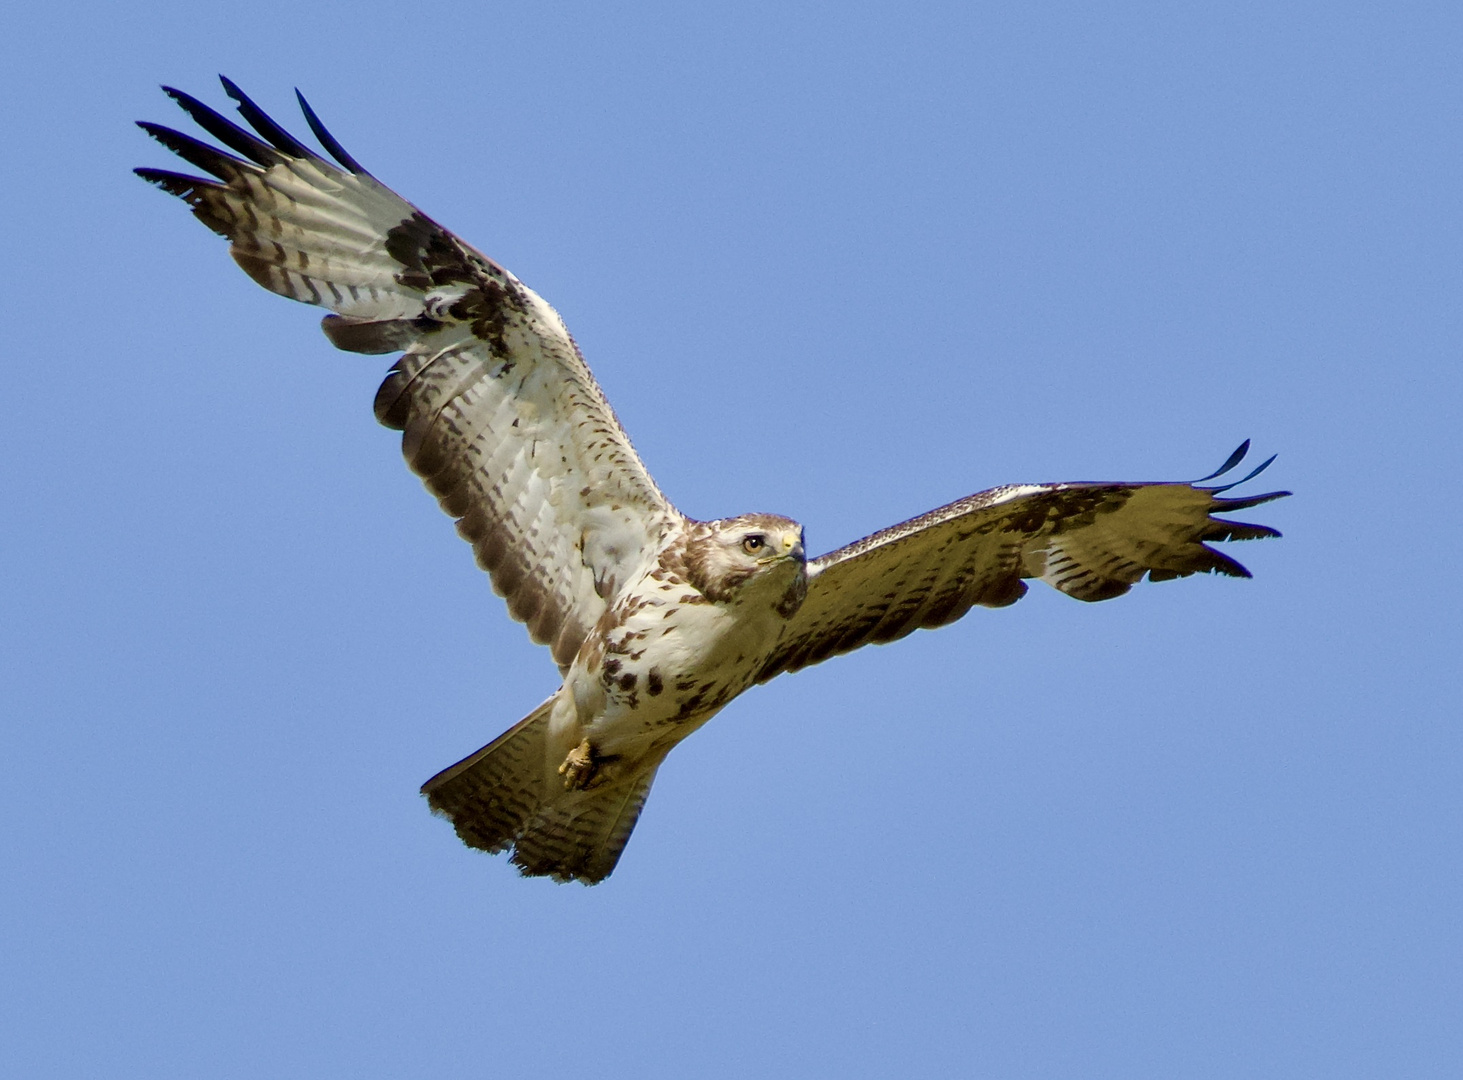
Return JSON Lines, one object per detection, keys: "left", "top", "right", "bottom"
{"left": 509, "top": 747, "right": 671, "bottom": 884}
{"left": 421, "top": 697, "right": 556, "bottom": 856}
{"left": 421, "top": 700, "right": 667, "bottom": 884}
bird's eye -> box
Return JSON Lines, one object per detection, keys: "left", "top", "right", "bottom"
{"left": 742, "top": 535, "right": 766, "bottom": 554}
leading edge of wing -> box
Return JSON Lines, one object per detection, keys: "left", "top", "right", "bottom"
{"left": 808, "top": 440, "right": 1289, "bottom": 575}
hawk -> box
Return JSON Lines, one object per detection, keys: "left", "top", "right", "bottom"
{"left": 137, "top": 79, "right": 1288, "bottom": 884}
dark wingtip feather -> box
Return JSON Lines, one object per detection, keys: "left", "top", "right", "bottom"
{"left": 1197, "top": 546, "right": 1254, "bottom": 579}
{"left": 134, "top": 168, "right": 233, "bottom": 235}
{"left": 134, "top": 165, "right": 220, "bottom": 197}
{"left": 295, "top": 88, "right": 368, "bottom": 174}
{"left": 1195, "top": 440, "right": 1251, "bottom": 482}
{"left": 218, "top": 75, "right": 317, "bottom": 160}
{"left": 1204, "top": 518, "right": 1283, "bottom": 542}
{"left": 161, "top": 84, "right": 286, "bottom": 167}
{"left": 1213, "top": 488, "right": 1291, "bottom": 512}
{"left": 1210, "top": 453, "right": 1278, "bottom": 494}
{"left": 137, "top": 121, "right": 259, "bottom": 181}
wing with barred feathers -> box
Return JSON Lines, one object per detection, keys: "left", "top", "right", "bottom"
{"left": 758, "top": 443, "right": 1287, "bottom": 681}
{"left": 137, "top": 79, "right": 681, "bottom": 670}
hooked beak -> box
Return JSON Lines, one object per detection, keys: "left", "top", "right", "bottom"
{"left": 759, "top": 533, "right": 805, "bottom": 565}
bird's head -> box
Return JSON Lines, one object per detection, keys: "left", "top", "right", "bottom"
{"left": 677, "top": 513, "right": 808, "bottom": 611}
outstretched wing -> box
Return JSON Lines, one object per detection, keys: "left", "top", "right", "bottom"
{"left": 137, "top": 79, "right": 682, "bottom": 670}
{"left": 758, "top": 443, "right": 1287, "bottom": 681}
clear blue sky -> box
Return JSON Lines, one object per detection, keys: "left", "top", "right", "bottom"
{"left": 3, "top": 2, "right": 1459, "bottom": 1077}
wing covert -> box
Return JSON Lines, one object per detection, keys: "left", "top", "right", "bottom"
{"left": 138, "top": 79, "right": 682, "bottom": 669}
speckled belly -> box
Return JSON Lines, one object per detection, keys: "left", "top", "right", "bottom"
{"left": 568, "top": 578, "right": 781, "bottom": 758}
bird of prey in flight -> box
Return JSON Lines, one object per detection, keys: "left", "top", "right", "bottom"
{"left": 137, "top": 79, "right": 1287, "bottom": 883}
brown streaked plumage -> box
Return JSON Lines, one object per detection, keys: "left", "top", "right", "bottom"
{"left": 138, "top": 80, "right": 1288, "bottom": 884}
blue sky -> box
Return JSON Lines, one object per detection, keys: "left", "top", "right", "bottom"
{"left": 3, "top": 2, "right": 1459, "bottom": 1076}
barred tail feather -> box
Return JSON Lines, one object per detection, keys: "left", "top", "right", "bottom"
{"left": 421, "top": 700, "right": 666, "bottom": 884}
{"left": 421, "top": 697, "right": 556, "bottom": 856}
{"left": 510, "top": 750, "right": 670, "bottom": 884}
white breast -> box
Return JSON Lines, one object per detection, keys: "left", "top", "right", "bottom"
{"left": 570, "top": 571, "right": 792, "bottom": 759}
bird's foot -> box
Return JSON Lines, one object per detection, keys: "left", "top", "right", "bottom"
{"left": 558, "top": 738, "right": 614, "bottom": 791}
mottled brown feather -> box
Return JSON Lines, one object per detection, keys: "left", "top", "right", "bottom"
{"left": 137, "top": 82, "right": 682, "bottom": 671}
{"left": 759, "top": 480, "right": 1286, "bottom": 682}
